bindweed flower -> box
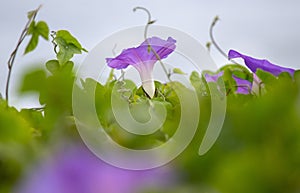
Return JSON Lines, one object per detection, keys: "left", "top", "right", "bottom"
{"left": 16, "top": 145, "right": 173, "bottom": 193}
{"left": 106, "top": 37, "right": 176, "bottom": 98}
{"left": 228, "top": 50, "right": 295, "bottom": 77}
{"left": 232, "top": 75, "right": 252, "bottom": 94}
{"left": 205, "top": 71, "right": 252, "bottom": 94}
{"left": 204, "top": 71, "right": 224, "bottom": 83}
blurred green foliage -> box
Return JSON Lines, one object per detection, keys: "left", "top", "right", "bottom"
{"left": 1, "top": 9, "right": 300, "bottom": 193}
{"left": 2, "top": 56, "right": 300, "bottom": 193}
{"left": 173, "top": 68, "right": 300, "bottom": 193}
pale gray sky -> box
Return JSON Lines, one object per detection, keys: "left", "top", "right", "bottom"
{"left": 1, "top": 0, "right": 300, "bottom": 108}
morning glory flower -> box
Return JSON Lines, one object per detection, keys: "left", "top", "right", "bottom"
{"left": 205, "top": 71, "right": 252, "bottom": 94}
{"left": 106, "top": 37, "right": 176, "bottom": 98}
{"left": 228, "top": 50, "right": 295, "bottom": 77}
{"left": 232, "top": 75, "right": 252, "bottom": 94}
{"left": 16, "top": 145, "right": 173, "bottom": 193}
{"left": 204, "top": 71, "right": 224, "bottom": 83}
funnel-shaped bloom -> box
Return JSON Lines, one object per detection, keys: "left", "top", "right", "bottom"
{"left": 106, "top": 37, "right": 176, "bottom": 98}
{"left": 205, "top": 71, "right": 252, "bottom": 94}
{"left": 228, "top": 50, "right": 295, "bottom": 77}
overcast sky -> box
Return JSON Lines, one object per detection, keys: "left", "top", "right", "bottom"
{"left": 1, "top": 0, "right": 300, "bottom": 108}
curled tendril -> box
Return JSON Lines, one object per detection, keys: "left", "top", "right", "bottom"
{"left": 111, "top": 44, "right": 126, "bottom": 82}
{"left": 133, "top": 6, "right": 171, "bottom": 81}
{"left": 209, "top": 16, "right": 238, "bottom": 64}
{"left": 209, "top": 16, "right": 264, "bottom": 95}
{"left": 50, "top": 31, "right": 58, "bottom": 54}
{"left": 116, "top": 81, "right": 133, "bottom": 103}
{"left": 133, "top": 7, "right": 155, "bottom": 39}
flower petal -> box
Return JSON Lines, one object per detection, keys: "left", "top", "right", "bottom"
{"left": 17, "top": 145, "right": 173, "bottom": 193}
{"left": 232, "top": 75, "right": 252, "bottom": 94}
{"left": 106, "top": 37, "right": 176, "bottom": 98}
{"left": 106, "top": 37, "right": 176, "bottom": 71}
{"left": 228, "top": 50, "right": 295, "bottom": 77}
{"left": 204, "top": 71, "right": 224, "bottom": 82}
{"left": 139, "top": 37, "right": 176, "bottom": 62}
{"left": 205, "top": 71, "right": 252, "bottom": 94}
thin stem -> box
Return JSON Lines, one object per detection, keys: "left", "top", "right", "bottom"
{"left": 209, "top": 16, "right": 238, "bottom": 64}
{"left": 5, "top": 5, "right": 42, "bottom": 106}
{"left": 133, "top": 7, "right": 171, "bottom": 81}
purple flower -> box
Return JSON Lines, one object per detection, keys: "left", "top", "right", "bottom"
{"left": 204, "top": 71, "right": 224, "bottom": 82}
{"left": 232, "top": 75, "right": 252, "bottom": 94}
{"left": 16, "top": 145, "right": 173, "bottom": 193}
{"left": 205, "top": 71, "right": 252, "bottom": 94}
{"left": 228, "top": 50, "right": 295, "bottom": 77}
{"left": 106, "top": 37, "right": 176, "bottom": 98}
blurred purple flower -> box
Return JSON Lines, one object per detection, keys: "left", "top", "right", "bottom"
{"left": 205, "top": 71, "right": 252, "bottom": 94}
{"left": 228, "top": 50, "right": 295, "bottom": 77}
{"left": 106, "top": 37, "right": 176, "bottom": 98}
{"left": 16, "top": 145, "right": 173, "bottom": 193}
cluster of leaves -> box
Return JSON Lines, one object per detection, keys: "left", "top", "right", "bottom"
{"left": 0, "top": 10, "right": 86, "bottom": 192}
{"left": 166, "top": 67, "right": 300, "bottom": 193}
{"left": 75, "top": 65, "right": 300, "bottom": 193}
{"left": 77, "top": 78, "right": 184, "bottom": 149}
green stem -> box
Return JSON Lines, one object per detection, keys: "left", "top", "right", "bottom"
{"left": 133, "top": 6, "right": 171, "bottom": 81}
{"left": 5, "top": 5, "right": 41, "bottom": 106}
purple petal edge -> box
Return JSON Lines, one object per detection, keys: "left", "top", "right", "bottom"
{"left": 106, "top": 37, "right": 176, "bottom": 70}
{"left": 205, "top": 71, "right": 224, "bottom": 82}
{"left": 228, "top": 49, "right": 295, "bottom": 77}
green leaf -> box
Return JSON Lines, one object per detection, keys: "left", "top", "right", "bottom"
{"left": 173, "top": 68, "right": 186, "bottom": 75}
{"left": 36, "top": 21, "right": 49, "bottom": 40}
{"left": 223, "top": 68, "right": 237, "bottom": 94}
{"left": 54, "top": 30, "right": 87, "bottom": 64}
{"left": 56, "top": 43, "right": 80, "bottom": 65}
{"left": 61, "top": 61, "right": 74, "bottom": 73}
{"left": 56, "top": 30, "right": 83, "bottom": 50}
{"left": 190, "top": 71, "right": 202, "bottom": 87}
{"left": 24, "top": 21, "right": 49, "bottom": 54}
{"left": 278, "top": 71, "right": 292, "bottom": 81}
{"left": 20, "top": 69, "right": 46, "bottom": 92}
{"left": 220, "top": 64, "right": 253, "bottom": 82}
{"left": 24, "top": 34, "right": 39, "bottom": 54}
{"left": 19, "top": 109, "right": 44, "bottom": 137}
{"left": 294, "top": 70, "right": 300, "bottom": 84}
{"left": 27, "top": 21, "right": 36, "bottom": 34}
{"left": 46, "top": 60, "right": 60, "bottom": 74}
{"left": 190, "top": 71, "right": 207, "bottom": 96}
{"left": 0, "top": 105, "right": 32, "bottom": 143}
{"left": 27, "top": 10, "right": 35, "bottom": 20}
{"left": 255, "top": 69, "right": 277, "bottom": 84}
